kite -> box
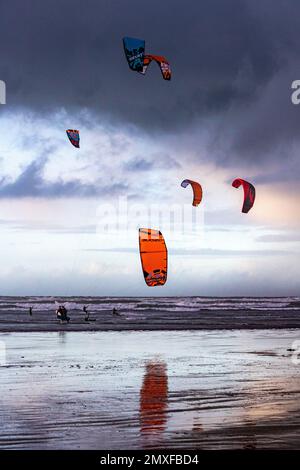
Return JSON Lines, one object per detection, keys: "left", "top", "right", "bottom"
{"left": 123, "top": 37, "right": 171, "bottom": 80}
{"left": 66, "top": 129, "right": 80, "bottom": 148}
{"left": 140, "top": 54, "right": 171, "bottom": 81}
{"left": 181, "top": 179, "right": 203, "bottom": 206}
{"left": 232, "top": 178, "right": 256, "bottom": 213}
{"left": 139, "top": 228, "right": 168, "bottom": 287}
{"left": 123, "top": 37, "right": 145, "bottom": 72}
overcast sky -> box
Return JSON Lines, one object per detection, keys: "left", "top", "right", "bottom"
{"left": 0, "top": 0, "right": 299, "bottom": 296}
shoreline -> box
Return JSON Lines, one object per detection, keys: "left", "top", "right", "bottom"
{"left": 1, "top": 308, "right": 300, "bottom": 332}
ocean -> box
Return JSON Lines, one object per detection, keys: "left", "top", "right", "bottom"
{"left": 0, "top": 296, "right": 299, "bottom": 331}
{"left": 1, "top": 295, "right": 300, "bottom": 312}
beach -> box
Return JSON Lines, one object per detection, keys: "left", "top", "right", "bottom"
{"left": 1, "top": 296, "right": 300, "bottom": 450}
{"left": 0, "top": 329, "right": 300, "bottom": 450}
{"left": 0, "top": 296, "right": 300, "bottom": 331}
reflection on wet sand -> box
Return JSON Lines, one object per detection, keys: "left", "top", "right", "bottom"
{"left": 0, "top": 330, "right": 300, "bottom": 449}
{"left": 140, "top": 361, "right": 168, "bottom": 441}
{"left": 242, "top": 419, "right": 257, "bottom": 450}
{"left": 58, "top": 331, "right": 66, "bottom": 345}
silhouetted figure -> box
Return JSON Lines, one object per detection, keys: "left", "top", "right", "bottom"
{"left": 83, "top": 305, "right": 89, "bottom": 321}
{"left": 62, "top": 306, "right": 70, "bottom": 322}
{"left": 29, "top": 306, "right": 33, "bottom": 316}
{"left": 56, "top": 305, "right": 70, "bottom": 323}
{"left": 112, "top": 308, "right": 120, "bottom": 316}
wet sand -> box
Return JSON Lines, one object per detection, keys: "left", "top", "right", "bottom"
{"left": 0, "top": 330, "right": 300, "bottom": 449}
{"left": 1, "top": 308, "right": 300, "bottom": 331}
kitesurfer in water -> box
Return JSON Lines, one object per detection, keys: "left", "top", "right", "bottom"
{"left": 57, "top": 305, "right": 70, "bottom": 323}
{"left": 56, "top": 306, "right": 62, "bottom": 321}
{"left": 62, "top": 306, "right": 70, "bottom": 322}
{"left": 83, "top": 305, "right": 89, "bottom": 321}
{"left": 29, "top": 306, "right": 33, "bottom": 316}
{"left": 112, "top": 308, "right": 120, "bottom": 316}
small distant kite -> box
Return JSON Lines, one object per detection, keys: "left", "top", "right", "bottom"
{"left": 139, "top": 228, "right": 168, "bottom": 287}
{"left": 232, "top": 178, "right": 256, "bottom": 213}
{"left": 66, "top": 129, "right": 80, "bottom": 148}
{"left": 181, "top": 179, "right": 203, "bottom": 207}
{"left": 123, "top": 37, "right": 171, "bottom": 80}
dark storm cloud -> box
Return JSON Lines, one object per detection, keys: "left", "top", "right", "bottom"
{"left": 0, "top": 157, "right": 127, "bottom": 198}
{"left": 124, "top": 158, "right": 153, "bottom": 172}
{"left": 123, "top": 153, "right": 180, "bottom": 172}
{"left": 0, "top": 0, "right": 300, "bottom": 170}
{"left": 252, "top": 163, "right": 300, "bottom": 184}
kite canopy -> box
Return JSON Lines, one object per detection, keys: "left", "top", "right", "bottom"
{"left": 181, "top": 179, "right": 203, "bottom": 206}
{"left": 232, "top": 178, "right": 256, "bottom": 213}
{"left": 66, "top": 129, "right": 80, "bottom": 148}
{"left": 123, "top": 37, "right": 145, "bottom": 72}
{"left": 139, "top": 228, "right": 168, "bottom": 287}
{"left": 141, "top": 54, "right": 171, "bottom": 80}
{"left": 123, "top": 37, "right": 171, "bottom": 80}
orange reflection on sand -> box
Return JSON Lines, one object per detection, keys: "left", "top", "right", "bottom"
{"left": 140, "top": 361, "right": 168, "bottom": 436}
